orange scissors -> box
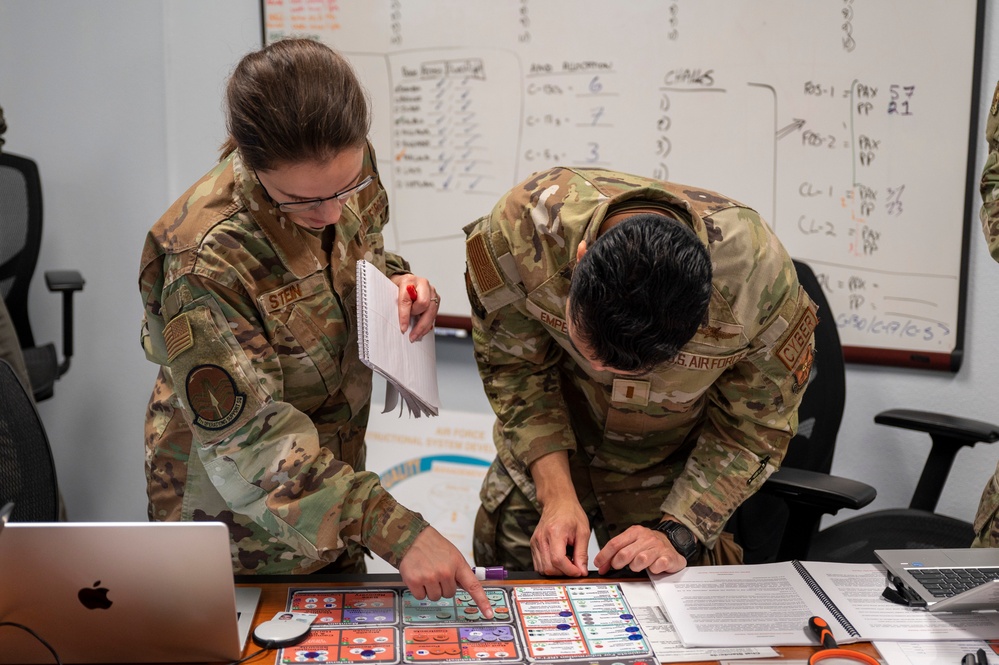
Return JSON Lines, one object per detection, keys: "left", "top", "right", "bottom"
{"left": 807, "top": 616, "right": 880, "bottom": 664}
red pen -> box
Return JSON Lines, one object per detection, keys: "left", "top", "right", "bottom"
{"left": 406, "top": 284, "right": 418, "bottom": 302}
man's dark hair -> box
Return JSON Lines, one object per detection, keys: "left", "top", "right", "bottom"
{"left": 568, "top": 214, "right": 713, "bottom": 373}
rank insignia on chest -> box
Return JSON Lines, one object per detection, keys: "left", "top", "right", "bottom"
{"left": 612, "top": 379, "right": 651, "bottom": 406}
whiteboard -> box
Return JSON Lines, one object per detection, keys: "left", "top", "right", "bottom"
{"left": 262, "top": 0, "right": 984, "bottom": 370}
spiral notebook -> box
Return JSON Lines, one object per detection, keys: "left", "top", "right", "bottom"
{"left": 651, "top": 560, "right": 999, "bottom": 648}
{"left": 356, "top": 259, "right": 440, "bottom": 417}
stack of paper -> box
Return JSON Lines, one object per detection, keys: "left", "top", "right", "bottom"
{"left": 650, "top": 561, "right": 999, "bottom": 648}
{"left": 356, "top": 260, "right": 440, "bottom": 417}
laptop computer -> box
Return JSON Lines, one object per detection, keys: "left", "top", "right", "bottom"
{"left": 875, "top": 547, "right": 999, "bottom": 612}
{"left": 0, "top": 521, "right": 261, "bottom": 663}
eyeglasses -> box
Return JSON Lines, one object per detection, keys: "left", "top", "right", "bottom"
{"left": 257, "top": 174, "right": 374, "bottom": 213}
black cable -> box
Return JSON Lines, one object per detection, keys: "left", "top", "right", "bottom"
{"left": 0, "top": 621, "right": 62, "bottom": 664}
{"left": 227, "top": 645, "right": 269, "bottom": 665}
{"left": 0, "top": 619, "right": 269, "bottom": 665}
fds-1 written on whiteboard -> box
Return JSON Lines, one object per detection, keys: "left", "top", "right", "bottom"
{"left": 262, "top": 0, "right": 984, "bottom": 370}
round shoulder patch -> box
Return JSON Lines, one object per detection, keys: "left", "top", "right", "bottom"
{"left": 185, "top": 364, "right": 247, "bottom": 430}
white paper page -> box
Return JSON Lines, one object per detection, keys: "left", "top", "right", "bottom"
{"left": 805, "top": 562, "right": 999, "bottom": 641}
{"left": 381, "top": 381, "right": 400, "bottom": 414}
{"left": 358, "top": 260, "right": 440, "bottom": 415}
{"left": 650, "top": 562, "right": 845, "bottom": 647}
{"left": 619, "top": 581, "right": 777, "bottom": 662}
{"left": 873, "top": 640, "right": 997, "bottom": 665}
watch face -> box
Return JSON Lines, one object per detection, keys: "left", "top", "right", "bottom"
{"left": 672, "top": 526, "right": 694, "bottom": 547}
{"left": 658, "top": 522, "right": 696, "bottom": 559}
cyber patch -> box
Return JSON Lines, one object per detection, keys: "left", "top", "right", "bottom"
{"left": 775, "top": 300, "right": 818, "bottom": 371}
{"left": 185, "top": 364, "right": 246, "bottom": 431}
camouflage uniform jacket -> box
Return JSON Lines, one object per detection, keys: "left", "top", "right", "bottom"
{"left": 464, "top": 167, "right": 817, "bottom": 547}
{"left": 138, "top": 143, "right": 428, "bottom": 574}
{"left": 973, "top": 80, "right": 999, "bottom": 548}
{"left": 980, "top": 80, "right": 999, "bottom": 262}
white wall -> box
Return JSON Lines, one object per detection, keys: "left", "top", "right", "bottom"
{"left": 0, "top": 0, "right": 260, "bottom": 521}
{"left": 0, "top": 0, "right": 998, "bottom": 534}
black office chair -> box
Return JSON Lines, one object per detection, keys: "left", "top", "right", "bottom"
{"left": 0, "top": 151, "right": 85, "bottom": 402}
{"left": 807, "top": 410, "right": 999, "bottom": 563}
{"left": 0, "top": 358, "right": 61, "bottom": 521}
{"left": 728, "top": 260, "right": 999, "bottom": 564}
{"left": 726, "top": 259, "right": 877, "bottom": 563}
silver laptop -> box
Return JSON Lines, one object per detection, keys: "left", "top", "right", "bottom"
{"left": 0, "top": 521, "right": 261, "bottom": 663}
{"left": 875, "top": 547, "right": 999, "bottom": 612}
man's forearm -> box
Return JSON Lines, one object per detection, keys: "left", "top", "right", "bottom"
{"left": 530, "top": 450, "right": 576, "bottom": 509}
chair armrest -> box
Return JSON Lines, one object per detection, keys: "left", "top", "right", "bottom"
{"left": 44, "top": 270, "right": 85, "bottom": 293}
{"left": 875, "top": 409, "right": 999, "bottom": 445}
{"left": 760, "top": 467, "right": 877, "bottom": 514}
{"left": 42, "top": 270, "right": 85, "bottom": 376}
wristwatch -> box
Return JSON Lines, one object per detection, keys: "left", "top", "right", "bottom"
{"left": 652, "top": 520, "right": 699, "bottom": 562}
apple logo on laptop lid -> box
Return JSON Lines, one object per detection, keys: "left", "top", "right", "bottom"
{"left": 78, "top": 580, "right": 113, "bottom": 610}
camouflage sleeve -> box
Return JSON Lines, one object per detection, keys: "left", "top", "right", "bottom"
{"left": 470, "top": 297, "right": 577, "bottom": 491}
{"left": 384, "top": 250, "right": 411, "bottom": 278}
{"left": 661, "top": 246, "right": 816, "bottom": 546}
{"left": 161, "top": 273, "right": 427, "bottom": 567}
{"left": 973, "top": 83, "right": 999, "bottom": 546}
{"left": 980, "top": 80, "right": 999, "bottom": 262}
{"left": 972, "top": 461, "right": 999, "bottom": 548}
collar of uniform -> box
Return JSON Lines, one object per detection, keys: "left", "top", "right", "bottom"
{"left": 587, "top": 193, "right": 713, "bottom": 251}
{"left": 326, "top": 199, "right": 362, "bottom": 272}
{"left": 585, "top": 197, "right": 684, "bottom": 243}
{"left": 231, "top": 151, "right": 326, "bottom": 279}
{"left": 598, "top": 200, "right": 682, "bottom": 235}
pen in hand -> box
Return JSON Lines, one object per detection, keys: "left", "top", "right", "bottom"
{"left": 407, "top": 284, "right": 418, "bottom": 302}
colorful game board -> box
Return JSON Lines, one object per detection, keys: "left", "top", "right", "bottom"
{"left": 278, "top": 584, "right": 657, "bottom": 665}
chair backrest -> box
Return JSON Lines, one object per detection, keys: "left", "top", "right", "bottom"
{"left": 725, "top": 259, "right": 846, "bottom": 563}
{"left": 0, "top": 151, "right": 43, "bottom": 349}
{"left": 0, "top": 357, "right": 60, "bottom": 521}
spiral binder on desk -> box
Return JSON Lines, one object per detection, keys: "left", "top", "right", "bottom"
{"left": 356, "top": 260, "right": 440, "bottom": 417}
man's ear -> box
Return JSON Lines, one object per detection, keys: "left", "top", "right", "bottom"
{"left": 576, "top": 240, "right": 587, "bottom": 263}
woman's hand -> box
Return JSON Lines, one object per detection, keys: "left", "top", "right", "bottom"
{"left": 390, "top": 274, "right": 440, "bottom": 341}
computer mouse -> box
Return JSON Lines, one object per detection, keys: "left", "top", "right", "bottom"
{"left": 252, "top": 616, "right": 312, "bottom": 648}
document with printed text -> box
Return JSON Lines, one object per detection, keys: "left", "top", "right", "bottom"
{"left": 651, "top": 561, "right": 999, "bottom": 647}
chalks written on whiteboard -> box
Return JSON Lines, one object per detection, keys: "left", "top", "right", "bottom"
{"left": 261, "top": 0, "right": 982, "bottom": 367}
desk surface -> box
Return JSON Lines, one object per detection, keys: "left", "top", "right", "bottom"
{"left": 232, "top": 574, "right": 881, "bottom": 665}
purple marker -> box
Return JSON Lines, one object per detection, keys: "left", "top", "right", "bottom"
{"left": 472, "top": 566, "right": 508, "bottom": 581}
